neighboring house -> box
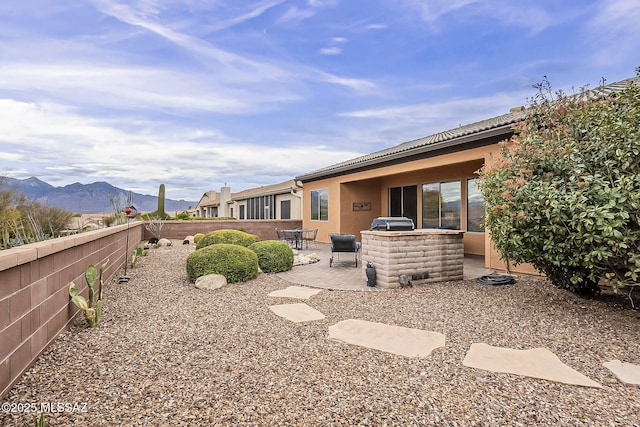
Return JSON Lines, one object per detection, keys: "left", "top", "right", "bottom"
{"left": 194, "top": 187, "right": 232, "bottom": 218}
{"left": 295, "top": 76, "right": 639, "bottom": 274}
{"left": 230, "top": 179, "right": 303, "bottom": 220}
{"left": 194, "top": 180, "right": 303, "bottom": 220}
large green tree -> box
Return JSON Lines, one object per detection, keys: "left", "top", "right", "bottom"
{"left": 478, "top": 77, "right": 640, "bottom": 295}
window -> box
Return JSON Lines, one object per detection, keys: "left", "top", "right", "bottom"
{"left": 281, "top": 200, "right": 291, "bottom": 220}
{"left": 245, "top": 195, "right": 275, "bottom": 219}
{"left": 311, "top": 188, "right": 328, "bottom": 221}
{"left": 388, "top": 185, "right": 418, "bottom": 227}
{"left": 421, "top": 181, "right": 461, "bottom": 229}
{"left": 239, "top": 205, "right": 245, "bottom": 220}
{"left": 467, "top": 178, "right": 484, "bottom": 232}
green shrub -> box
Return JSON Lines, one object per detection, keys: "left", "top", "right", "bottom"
{"left": 248, "top": 240, "right": 294, "bottom": 273}
{"left": 186, "top": 244, "right": 259, "bottom": 283}
{"left": 193, "top": 233, "right": 205, "bottom": 244}
{"left": 196, "top": 229, "right": 260, "bottom": 250}
{"left": 478, "top": 78, "right": 640, "bottom": 295}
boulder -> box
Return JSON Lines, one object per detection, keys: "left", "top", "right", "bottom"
{"left": 293, "top": 253, "right": 320, "bottom": 265}
{"left": 195, "top": 274, "right": 227, "bottom": 290}
{"left": 157, "top": 238, "right": 172, "bottom": 247}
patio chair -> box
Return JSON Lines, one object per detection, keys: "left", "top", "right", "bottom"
{"left": 329, "top": 233, "right": 361, "bottom": 267}
{"left": 302, "top": 228, "right": 318, "bottom": 249}
{"left": 276, "top": 229, "right": 297, "bottom": 248}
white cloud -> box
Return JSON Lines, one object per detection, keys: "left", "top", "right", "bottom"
{"left": 0, "top": 98, "right": 362, "bottom": 198}
{"left": 315, "top": 71, "right": 377, "bottom": 92}
{"left": 275, "top": 6, "right": 316, "bottom": 25}
{"left": 402, "top": 0, "right": 553, "bottom": 33}
{"left": 338, "top": 91, "right": 530, "bottom": 146}
{"left": 320, "top": 47, "right": 342, "bottom": 55}
{"left": 587, "top": 0, "right": 640, "bottom": 65}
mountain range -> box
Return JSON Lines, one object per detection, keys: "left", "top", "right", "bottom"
{"left": 2, "top": 177, "right": 196, "bottom": 214}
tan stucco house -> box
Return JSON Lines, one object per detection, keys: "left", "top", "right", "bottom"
{"left": 195, "top": 180, "right": 303, "bottom": 220}
{"left": 230, "top": 179, "right": 303, "bottom": 220}
{"left": 295, "top": 76, "right": 639, "bottom": 274}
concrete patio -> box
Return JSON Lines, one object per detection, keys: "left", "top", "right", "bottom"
{"left": 276, "top": 242, "right": 494, "bottom": 291}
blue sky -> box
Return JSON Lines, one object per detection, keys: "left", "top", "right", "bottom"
{"left": 0, "top": 0, "right": 638, "bottom": 201}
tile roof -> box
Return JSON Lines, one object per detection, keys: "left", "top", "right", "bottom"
{"left": 296, "top": 76, "right": 639, "bottom": 182}
{"left": 230, "top": 179, "right": 301, "bottom": 202}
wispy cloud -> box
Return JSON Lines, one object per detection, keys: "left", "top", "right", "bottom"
{"left": 202, "top": 0, "right": 286, "bottom": 32}
{"left": 402, "top": 0, "right": 553, "bottom": 33}
{"left": 338, "top": 91, "right": 531, "bottom": 145}
{"left": 274, "top": 6, "right": 316, "bottom": 25}
{"left": 587, "top": 0, "right": 640, "bottom": 66}
{"left": 0, "top": 98, "right": 362, "bottom": 197}
{"left": 320, "top": 47, "right": 342, "bottom": 55}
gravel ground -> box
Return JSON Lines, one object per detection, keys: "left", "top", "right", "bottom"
{"left": 2, "top": 242, "right": 640, "bottom": 426}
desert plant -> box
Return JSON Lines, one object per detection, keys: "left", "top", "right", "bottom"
{"left": 69, "top": 260, "right": 109, "bottom": 327}
{"left": 33, "top": 413, "right": 46, "bottom": 427}
{"left": 248, "top": 240, "right": 294, "bottom": 273}
{"left": 131, "top": 243, "right": 147, "bottom": 267}
{"left": 186, "top": 244, "right": 259, "bottom": 283}
{"left": 175, "top": 211, "right": 191, "bottom": 220}
{"left": 144, "top": 217, "right": 164, "bottom": 240}
{"left": 193, "top": 233, "right": 205, "bottom": 244}
{"left": 195, "top": 229, "right": 260, "bottom": 250}
{"left": 478, "top": 77, "right": 640, "bottom": 296}
{"left": 156, "top": 183, "right": 168, "bottom": 219}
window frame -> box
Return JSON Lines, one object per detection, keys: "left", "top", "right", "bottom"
{"left": 421, "top": 180, "right": 462, "bottom": 230}
{"left": 310, "top": 188, "right": 329, "bottom": 221}
{"left": 466, "top": 178, "right": 484, "bottom": 233}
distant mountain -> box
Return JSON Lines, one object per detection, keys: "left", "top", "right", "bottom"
{"left": 2, "top": 177, "right": 196, "bottom": 214}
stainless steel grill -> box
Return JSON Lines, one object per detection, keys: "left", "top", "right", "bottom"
{"left": 369, "top": 217, "right": 415, "bottom": 231}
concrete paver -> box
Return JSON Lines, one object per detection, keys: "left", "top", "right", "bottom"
{"left": 603, "top": 360, "right": 640, "bottom": 388}
{"left": 269, "top": 303, "right": 326, "bottom": 323}
{"left": 329, "top": 319, "right": 446, "bottom": 358}
{"left": 462, "top": 343, "right": 602, "bottom": 388}
{"left": 268, "top": 286, "right": 323, "bottom": 300}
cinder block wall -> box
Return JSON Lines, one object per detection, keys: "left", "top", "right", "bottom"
{"left": 143, "top": 219, "right": 303, "bottom": 241}
{"left": 361, "top": 230, "right": 464, "bottom": 288}
{"left": 0, "top": 223, "right": 143, "bottom": 400}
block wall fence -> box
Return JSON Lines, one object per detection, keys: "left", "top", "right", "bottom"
{"left": 1, "top": 219, "right": 301, "bottom": 399}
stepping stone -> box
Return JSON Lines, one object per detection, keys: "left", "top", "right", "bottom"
{"left": 462, "top": 343, "right": 602, "bottom": 388}
{"left": 269, "top": 303, "right": 326, "bottom": 323}
{"left": 268, "top": 286, "right": 322, "bottom": 300}
{"left": 603, "top": 360, "right": 640, "bottom": 387}
{"left": 328, "top": 319, "right": 445, "bottom": 358}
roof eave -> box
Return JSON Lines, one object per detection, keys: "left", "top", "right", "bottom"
{"left": 297, "top": 123, "right": 515, "bottom": 182}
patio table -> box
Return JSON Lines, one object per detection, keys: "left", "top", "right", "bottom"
{"left": 280, "top": 229, "right": 312, "bottom": 250}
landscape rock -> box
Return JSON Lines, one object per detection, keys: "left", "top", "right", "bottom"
{"left": 293, "top": 253, "right": 320, "bottom": 265}
{"left": 184, "top": 235, "right": 195, "bottom": 244}
{"left": 195, "top": 274, "right": 227, "bottom": 290}
{"left": 157, "top": 238, "right": 172, "bottom": 247}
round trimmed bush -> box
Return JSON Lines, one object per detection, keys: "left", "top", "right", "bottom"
{"left": 195, "top": 229, "right": 260, "bottom": 250}
{"left": 186, "top": 244, "right": 259, "bottom": 283}
{"left": 248, "top": 240, "right": 294, "bottom": 273}
{"left": 193, "top": 233, "right": 205, "bottom": 244}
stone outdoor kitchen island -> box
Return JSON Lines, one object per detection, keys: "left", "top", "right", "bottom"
{"left": 361, "top": 229, "right": 464, "bottom": 289}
